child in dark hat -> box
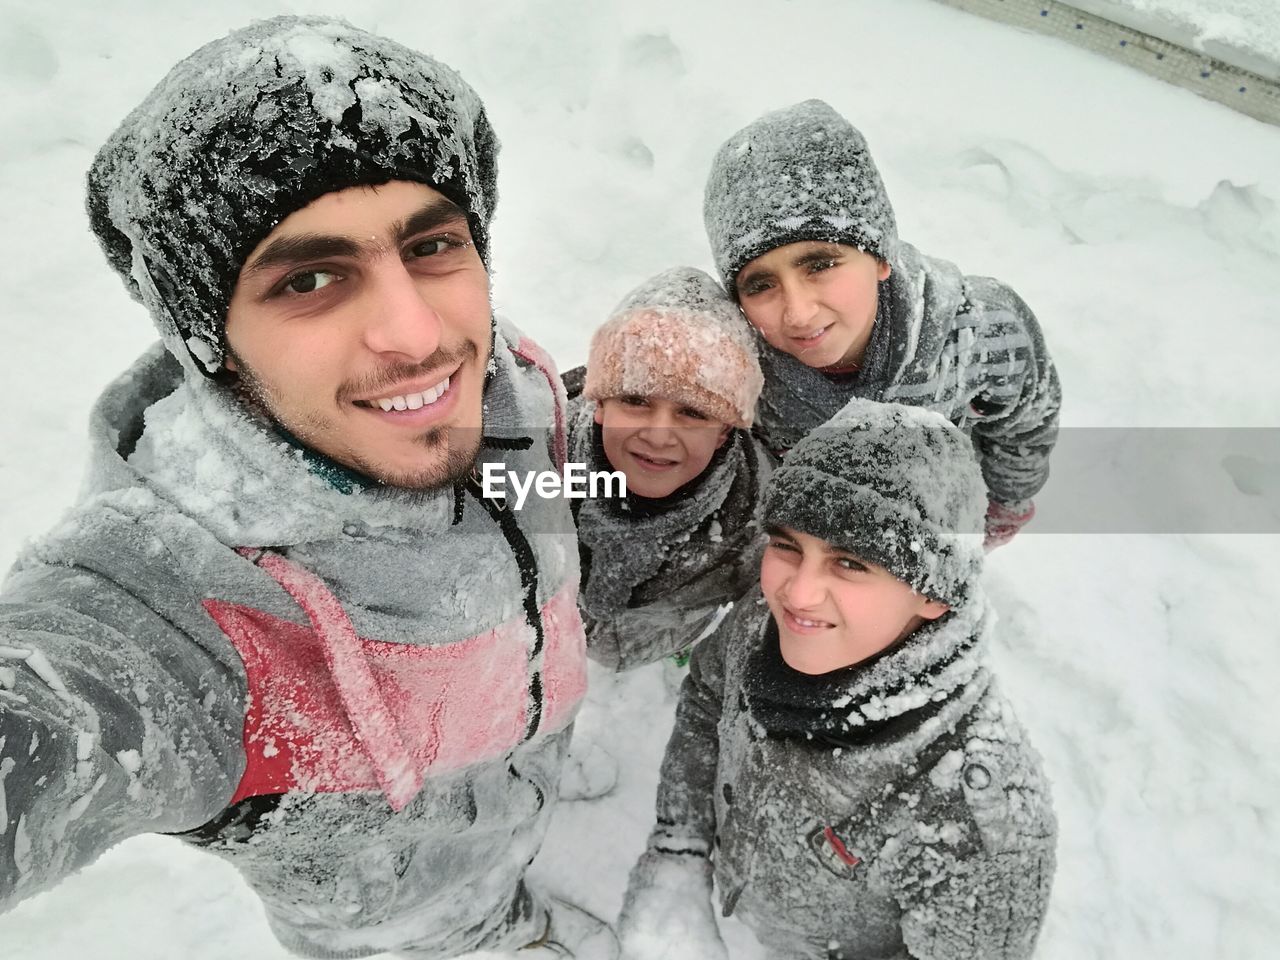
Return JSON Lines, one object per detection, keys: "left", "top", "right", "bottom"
{"left": 567, "top": 267, "right": 772, "bottom": 671}
{"left": 704, "top": 99, "right": 1062, "bottom": 548}
{"left": 618, "top": 399, "right": 1056, "bottom": 960}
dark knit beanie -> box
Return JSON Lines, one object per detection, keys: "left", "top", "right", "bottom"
{"left": 86, "top": 16, "right": 498, "bottom": 373}
{"left": 764, "top": 400, "right": 985, "bottom": 606}
{"left": 704, "top": 99, "right": 897, "bottom": 296}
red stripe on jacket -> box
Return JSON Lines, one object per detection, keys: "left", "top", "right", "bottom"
{"left": 205, "top": 581, "right": 586, "bottom": 809}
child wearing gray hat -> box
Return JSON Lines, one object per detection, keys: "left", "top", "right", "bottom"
{"left": 618, "top": 399, "right": 1056, "bottom": 960}
{"left": 704, "top": 100, "right": 1062, "bottom": 548}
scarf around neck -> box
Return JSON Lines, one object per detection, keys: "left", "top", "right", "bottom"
{"left": 741, "top": 592, "right": 992, "bottom": 746}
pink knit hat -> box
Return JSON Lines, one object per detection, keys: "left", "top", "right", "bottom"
{"left": 584, "top": 267, "right": 763, "bottom": 428}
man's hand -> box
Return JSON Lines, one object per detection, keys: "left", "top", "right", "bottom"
{"left": 617, "top": 850, "right": 728, "bottom": 960}
{"left": 984, "top": 498, "right": 1035, "bottom": 550}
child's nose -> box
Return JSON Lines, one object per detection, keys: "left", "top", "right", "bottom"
{"left": 780, "top": 279, "right": 819, "bottom": 327}
{"left": 638, "top": 409, "right": 679, "bottom": 445}
{"left": 783, "top": 560, "right": 827, "bottom": 608}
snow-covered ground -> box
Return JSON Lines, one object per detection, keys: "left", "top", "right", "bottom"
{"left": 1, "top": 1, "right": 1279, "bottom": 958}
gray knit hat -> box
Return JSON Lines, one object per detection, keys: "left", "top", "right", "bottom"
{"left": 87, "top": 16, "right": 498, "bottom": 373}
{"left": 704, "top": 99, "right": 897, "bottom": 296}
{"left": 764, "top": 400, "right": 985, "bottom": 606}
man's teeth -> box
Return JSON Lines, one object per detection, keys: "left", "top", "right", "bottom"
{"left": 793, "top": 614, "right": 827, "bottom": 627}
{"left": 372, "top": 376, "right": 450, "bottom": 412}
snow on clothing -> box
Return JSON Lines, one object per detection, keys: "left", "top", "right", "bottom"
{"left": 584, "top": 266, "right": 764, "bottom": 430}
{"left": 86, "top": 15, "right": 498, "bottom": 373}
{"left": 564, "top": 384, "right": 771, "bottom": 671}
{"left": 703, "top": 100, "right": 1061, "bottom": 507}
{"left": 750, "top": 241, "right": 1060, "bottom": 506}
{"left": 633, "top": 590, "right": 1056, "bottom": 960}
{"left": 762, "top": 400, "right": 986, "bottom": 609}
{"left": 0, "top": 321, "right": 586, "bottom": 959}
{"left": 704, "top": 99, "right": 898, "bottom": 289}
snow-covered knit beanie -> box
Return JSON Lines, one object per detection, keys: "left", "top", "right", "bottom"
{"left": 86, "top": 16, "right": 498, "bottom": 374}
{"left": 704, "top": 99, "right": 898, "bottom": 296}
{"left": 584, "top": 266, "right": 763, "bottom": 429}
{"left": 764, "top": 400, "right": 985, "bottom": 606}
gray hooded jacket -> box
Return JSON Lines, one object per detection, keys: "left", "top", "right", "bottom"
{"left": 754, "top": 241, "right": 1060, "bottom": 506}
{"left": 0, "top": 319, "right": 586, "bottom": 959}
{"left": 564, "top": 387, "right": 771, "bottom": 671}
{"left": 646, "top": 589, "right": 1056, "bottom": 960}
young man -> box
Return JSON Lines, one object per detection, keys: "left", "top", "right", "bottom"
{"left": 704, "top": 99, "right": 1062, "bottom": 548}
{"left": 0, "top": 17, "right": 615, "bottom": 960}
{"left": 567, "top": 267, "right": 770, "bottom": 671}
{"left": 618, "top": 401, "right": 1057, "bottom": 960}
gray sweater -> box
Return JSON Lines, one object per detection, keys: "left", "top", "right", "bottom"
{"left": 0, "top": 322, "right": 585, "bottom": 959}
{"left": 646, "top": 588, "right": 1056, "bottom": 960}
{"left": 566, "top": 394, "right": 771, "bottom": 670}
{"left": 754, "top": 242, "right": 1061, "bottom": 507}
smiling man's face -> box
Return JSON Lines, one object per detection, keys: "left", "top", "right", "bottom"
{"left": 223, "top": 180, "right": 492, "bottom": 490}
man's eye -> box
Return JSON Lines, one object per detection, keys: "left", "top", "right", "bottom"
{"left": 835, "top": 556, "right": 868, "bottom": 572}
{"left": 739, "top": 279, "right": 772, "bottom": 297}
{"left": 408, "top": 235, "right": 467, "bottom": 259}
{"left": 282, "top": 270, "right": 338, "bottom": 295}
{"left": 767, "top": 538, "right": 798, "bottom": 553}
{"left": 808, "top": 259, "right": 838, "bottom": 274}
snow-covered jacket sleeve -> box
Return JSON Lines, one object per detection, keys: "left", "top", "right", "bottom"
{"left": 648, "top": 612, "right": 729, "bottom": 856}
{"left": 618, "top": 613, "right": 733, "bottom": 960}
{"left": 582, "top": 601, "right": 733, "bottom": 672}
{"left": 963, "top": 278, "right": 1061, "bottom": 505}
{"left": 0, "top": 504, "right": 245, "bottom": 914}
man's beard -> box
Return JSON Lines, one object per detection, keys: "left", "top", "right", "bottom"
{"left": 229, "top": 347, "right": 484, "bottom": 493}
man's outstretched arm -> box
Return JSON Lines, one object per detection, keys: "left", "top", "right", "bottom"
{"left": 0, "top": 507, "right": 245, "bottom": 913}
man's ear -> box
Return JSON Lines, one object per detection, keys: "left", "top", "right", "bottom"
{"left": 877, "top": 258, "right": 892, "bottom": 282}
{"left": 919, "top": 598, "right": 950, "bottom": 621}
{"left": 222, "top": 353, "right": 239, "bottom": 373}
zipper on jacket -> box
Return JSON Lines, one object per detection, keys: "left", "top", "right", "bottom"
{"left": 465, "top": 448, "right": 546, "bottom": 743}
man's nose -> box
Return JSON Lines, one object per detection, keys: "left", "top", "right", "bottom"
{"left": 361, "top": 262, "right": 444, "bottom": 361}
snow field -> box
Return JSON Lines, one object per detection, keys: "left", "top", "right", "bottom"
{"left": 1, "top": 1, "right": 1278, "bottom": 958}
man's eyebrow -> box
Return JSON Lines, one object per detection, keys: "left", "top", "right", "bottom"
{"left": 242, "top": 234, "right": 368, "bottom": 277}
{"left": 393, "top": 198, "right": 470, "bottom": 245}
{"left": 242, "top": 198, "right": 470, "bottom": 278}
{"left": 764, "top": 524, "right": 794, "bottom": 539}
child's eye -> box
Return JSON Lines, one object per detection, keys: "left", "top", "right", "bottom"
{"left": 738, "top": 277, "right": 773, "bottom": 298}
{"left": 619, "top": 395, "right": 649, "bottom": 408}
{"left": 275, "top": 269, "right": 340, "bottom": 297}
{"left": 835, "top": 555, "right": 868, "bottom": 573}
{"left": 680, "top": 407, "right": 709, "bottom": 421}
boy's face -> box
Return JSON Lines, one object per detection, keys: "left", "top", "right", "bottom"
{"left": 594, "top": 396, "right": 732, "bottom": 499}
{"left": 224, "top": 181, "right": 492, "bottom": 491}
{"left": 760, "top": 525, "right": 949, "bottom": 675}
{"left": 735, "top": 242, "right": 891, "bottom": 370}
